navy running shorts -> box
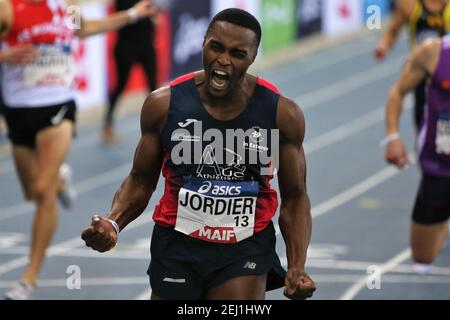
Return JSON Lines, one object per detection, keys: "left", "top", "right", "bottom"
{"left": 412, "top": 174, "right": 450, "bottom": 224}
{"left": 148, "top": 222, "right": 286, "bottom": 299}
{"left": 3, "top": 100, "right": 76, "bottom": 149}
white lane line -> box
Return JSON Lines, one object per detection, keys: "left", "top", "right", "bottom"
{"left": 297, "top": 56, "right": 404, "bottom": 110}
{"left": 273, "top": 155, "right": 414, "bottom": 231}
{"left": 269, "top": 39, "right": 376, "bottom": 84}
{"left": 301, "top": 274, "right": 450, "bottom": 284}
{"left": 339, "top": 248, "right": 411, "bottom": 300}
{"left": 0, "top": 52, "right": 401, "bottom": 178}
{"left": 0, "top": 163, "right": 131, "bottom": 222}
{"left": 306, "top": 259, "right": 450, "bottom": 276}
{"left": 0, "top": 215, "right": 151, "bottom": 277}
{"left": 304, "top": 102, "right": 410, "bottom": 154}
{"left": 134, "top": 288, "right": 152, "bottom": 300}
{"left": 0, "top": 99, "right": 392, "bottom": 220}
{"left": 0, "top": 117, "right": 140, "bottom": 176}
{"left": 312, "top": 153, "right": 415, "bottom": 220}
{"left": 0, "top": 246, "right": 150, "bottom": 260}
{"left": 0, "top": 277, "right": 148, "bottom": 288}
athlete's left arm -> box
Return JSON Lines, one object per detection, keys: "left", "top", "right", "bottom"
{"left": 384, "top": 39, "right": 439, "bottom": 168}
{"left": 276, "top": 96, "right": 316, "bottom": 300}
{"left": 66, "top": 0, "right": 157, "bottom": 39}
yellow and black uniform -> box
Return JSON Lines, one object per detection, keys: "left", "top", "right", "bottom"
{"left": 408, "top": 0, "right": 450, "bottom": 48}
{"left": 407, "top": 0, "right": 450, "bottom": 129}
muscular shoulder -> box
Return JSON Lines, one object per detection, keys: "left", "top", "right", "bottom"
{"left": 276, "top": 95, "right": 305, "bottom": 145}
{"left": 140, "top": 86, "right": 171, "bottom": 134}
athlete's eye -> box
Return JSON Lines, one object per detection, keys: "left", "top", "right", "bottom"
{"left": 231, "top": 50, "right": 246, "bottom": 59}
{"left": 209, "top": 42, "right": 223, "bottom": 52}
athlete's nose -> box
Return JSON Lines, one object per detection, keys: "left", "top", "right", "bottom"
{"left": 217, "top": 52, "right": 231, "bottom": 66}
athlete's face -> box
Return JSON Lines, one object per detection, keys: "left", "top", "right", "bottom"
{"left": 202, "top": 21, "right": 258, "bottom": 98}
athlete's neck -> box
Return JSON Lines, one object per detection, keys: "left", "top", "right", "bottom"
{"left": 197, "top": 73, "right": 255, "bottom": 120}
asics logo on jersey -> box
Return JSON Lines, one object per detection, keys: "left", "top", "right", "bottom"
{"left": 197, "top": 181, "right": 242, "bottom": 196}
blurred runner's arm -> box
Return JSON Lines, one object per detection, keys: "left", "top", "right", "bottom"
{"left": 374, "top": 0, "right": 409, "bottom": 61}
{"left": 385, "top": 41, "right": 434, "bottom": 168}
{"left": 68, "top": 0, "right": 157, "bottom": 38}
{"left": 277, "top": 96, "right": 316, "bottom": 300}
{"left": 0, "top": 0, "right": 11, "bottom": 38}
{"left": 81, "top": 88, "right": 169, "bottom": 252}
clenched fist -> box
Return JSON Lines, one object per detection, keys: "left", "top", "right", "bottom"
{"left": 284, "top": 268, "right": 316, "bottom": 300}
{"left": 81, "top": 215, "right": 118, "bottom": 253}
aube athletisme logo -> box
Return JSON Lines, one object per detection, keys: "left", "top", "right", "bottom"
{"left": 170, "top": 120, "right": 279, "bottom": 176}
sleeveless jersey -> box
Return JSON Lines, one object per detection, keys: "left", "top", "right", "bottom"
{"left": 408, "top": 0, "right": 450, "bottom": 48}
{"left": 1, "top": 0, "right": 75, "bottom": 108}
{"left": 418, "top": 35, "right": 450, "bottom": 177}
{"left": 152, "top": 73, "right": 280, "bottom": 244}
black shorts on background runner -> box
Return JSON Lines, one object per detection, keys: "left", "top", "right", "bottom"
{"left": 148, "top": 222, "right": 286, "bottom": 299}
{"left": 412, "top": 174, "right": 450, "bottom": 224}
{"left": 3, "top": 100, "right": 76, "bottom": 149}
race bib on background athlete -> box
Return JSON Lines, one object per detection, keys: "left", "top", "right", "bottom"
{"left": 175, "top": 177, "right": 259, "bottom": 243}
{"left": 24, "top": 44, "right": 74, "bottom": 86}
{"left": 436, "top": 111, "right": 450, "bottom": 156}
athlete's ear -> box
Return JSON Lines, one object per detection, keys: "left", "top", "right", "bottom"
{"left": 251, "top": 51, "right": 257, "bottom": 63}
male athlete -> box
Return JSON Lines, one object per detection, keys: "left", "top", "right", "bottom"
{"left": 0, "top": 0, "right": 156, "bottom": 299}
{"left": 384, "top": 35, "right": 450, "bottom": 272}
{"left": 82, "top": 8, "right": 316, "bottom": 300}
{"left": 374, "top": 0, "right": 450, "bottom": 129}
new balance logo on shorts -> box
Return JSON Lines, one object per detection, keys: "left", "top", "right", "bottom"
{"left": 243, "top": 261, "right": 257, "bottom": 269}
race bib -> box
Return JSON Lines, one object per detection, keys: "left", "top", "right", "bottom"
{"left": 24, "top": 44, "right": 74, "bottom": 87}
{"left": 436, "top": 111, "right": 450, "bottom": 156}
{"left": 175, "top": 177, "right": 259, "bottom": 243}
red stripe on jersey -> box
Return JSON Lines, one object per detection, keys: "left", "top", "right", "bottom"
{"left": 152, "top": 150, "right": 182, "bottom": 227}
{"left": 254, "top": 177, "right": 278, "bottom": 233}
{"left": 170, "top": 73, "right": 195, "bottom": 87}
{"left": 254, "top": 192, "right": 278, "bottom": 233}
{"left": 257, "top": 77, "right": 280, "bottom": 94}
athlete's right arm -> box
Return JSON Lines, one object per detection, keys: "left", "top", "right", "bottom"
{"left": 81, "top": 87, "right": 170, "bottom": 252}
{"left": 374, "top": 0, "right": 409, "bottom": 61}
{"left": 0, "top": 0, "right": 11, "bottom": 39}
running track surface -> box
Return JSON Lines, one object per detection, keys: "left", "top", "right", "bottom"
{"left": 0, "top": 31, "right": 449, "bottom": 300}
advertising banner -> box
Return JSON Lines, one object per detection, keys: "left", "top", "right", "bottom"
{"left": 170, "top": 0, "right": 211, "bottom": 79}
{"left": 322, "top": 0, "right": 363, "bottom": 36}
{"left": 75, "top": 3, "right": 107, "bottom": 110}
{"left": 261, "top": 0, "right": 296, "bottom": 53}
{"left": 297, "top": 0, "right": 322, "bottom": 38}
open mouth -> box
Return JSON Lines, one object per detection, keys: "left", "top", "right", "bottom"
{"left": 210, "top": 69, "right": 230, "bottom": 90}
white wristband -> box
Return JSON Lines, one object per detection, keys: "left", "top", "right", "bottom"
{"left": 127, "top": 8, "right": 139, "bottom": 24}
{"left": 107, "top": 219, "right": 120, "bottom": 239}
{"left": 379, "top": 132, "right": 400, "bottom": 147}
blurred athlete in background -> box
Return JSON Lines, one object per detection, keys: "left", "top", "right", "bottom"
{"left": 0, "top": 0, "right": 157, "bottom": 300}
